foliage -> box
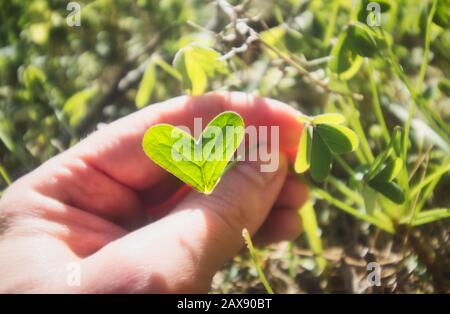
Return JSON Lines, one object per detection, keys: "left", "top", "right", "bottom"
{"left": 1, "top": 0, "right": 449, "bottom": 292}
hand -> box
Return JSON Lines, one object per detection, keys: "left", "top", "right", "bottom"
{"left": 0, "top": 92, "right": 308, "bottom": 293}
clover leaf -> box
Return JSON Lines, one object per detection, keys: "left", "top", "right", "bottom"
{"left": 142, "top": 111, "right": 245, "bottom": 194}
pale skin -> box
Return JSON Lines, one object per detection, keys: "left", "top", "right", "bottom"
{"left": 0, "top": 92, "right": 307, "bottom": 293}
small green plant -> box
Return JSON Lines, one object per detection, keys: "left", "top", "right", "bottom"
{"left": 142, "top": 111, "right": 244, "bottom": 194}
{"left": 294, "top": 113, "right": 359, "bottom": 182}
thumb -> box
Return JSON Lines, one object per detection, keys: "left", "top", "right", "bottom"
{"left": 82, "top": 155, "right": 288, "bottom": 293}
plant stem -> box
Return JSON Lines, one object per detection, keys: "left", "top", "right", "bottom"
{"left": 334, "top": 155, "right": 356, "bottom": 177}
{"left": 384, "top": 33, "right": 450, "bottom": 145}
{"left": 242, "top": 228, "right": 274, "bottom": 294}
{"left": 417, "top": 0, "right": 437, "bottom": 93}
{"left": 328, "top": 176, "right": 364, "bottom": 206}
{"left": 258, "top": 38, "right": 363, "bottom": 101}
{"left": 337, "top": 96, "right": 374, "bottom": 163}
{"left": 323, "top": 1, "right": 339, "bottom": 46}
{"left": 367, "top": 60, "right": 390, "bottom": 144}
{"left": 313, "top": 188, "right": 395, "bottom": 233}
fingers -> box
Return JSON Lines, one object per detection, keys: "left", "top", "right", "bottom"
{"left": 252, "top": 208, "right": 303, "bottom": 246}
{"left": 70, "top": 92, "right": 303, "bottom": 191}
{"left": 81, "top": 156, "right": 288, "bottom": 293}
{"left": 274, "top": 176, "right": 309, "bottom": 210}
{"left": 252, "top": 177, "right": 308, "bottom": 246}
{"left": 16, "top": 155, "right": 144, "bottom": 229}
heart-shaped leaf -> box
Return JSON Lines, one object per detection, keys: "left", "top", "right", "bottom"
{"left": 310, "top": 129, "right": 332, "bottom": 182}
{"left": 295, "top": 126, "right": 312, "bottom": 173}
{"left": 316, "top": 124, "right": 359, "bottom": 154}
{"left": 142, "top": 111, "right": 245, "bottom": 194}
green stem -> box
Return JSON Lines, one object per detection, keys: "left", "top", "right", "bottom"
{"left": 367, "top": 60, "right": 390, "bottom": 144}
{"left": 313, "top": 188, "right": 395, "bottom": 233}
{"left": 328, "top": 176, "right": 364, "bottom": 206}
{"left": 337, "top": 96, "right": 374, "bottom": 163}
{"left": 324, "top": 1, "right": 339, "bottom": 46}
{"left": 334, "top": 155, "right": 356, "bottom": 177}
{"left": 384, "top": 32, "right": 450, "bottom": 145}
{"left": 417, "top": 0, "right": 437, "bottom": 93}
{"left": 242, "top": 228, "right": 274, "bottom": 294}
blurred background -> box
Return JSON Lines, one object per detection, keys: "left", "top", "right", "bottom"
{"left": 0, "top": 0, "right": 449, "bottom": 293}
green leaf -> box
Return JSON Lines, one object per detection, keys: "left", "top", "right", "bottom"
{"left": 392, "top": 126, "right": 403, "bottom": 156}
{"left": 173, "top": 44, "right": 228, "bottom": 96}
{"left": 142, "top": 111, "right": 245, "bottom": 194}
{"left": 347, "top": 22, "right": 379, "bottom": 58}
{"left": 438, "top": 79, "right": 450, "bottom": 97}
{"left": 310, "top": 130, "right": 332, "bottom": 182}
{"left": 371, "top": 157, "right": 403, "bottom": 183}
{"left": 22, "top": 65, "right": 46, "bottom": 88}
{"left": 433, "top": 0, "right": 450, "bottom": 28}
{"left": 409, "top": 208, "right": 450, "bottom": 226}
{"left": 299, "top": 200, "right": 326, "bottom": 273}
{"left": 316, "top": 124, "right": 359, "bottom": 154}
{"left": 63, "top": 86, "right": 98, "bottom": 127}
{"left": 135, "top": 60, "right": 156, "bottom": 108}
{"left": 296, "top": 114, "right": 312, "bottom": 124}
{"left": 329, "top": 32, "right": 364, "bottom": 80}
{"left": 368, "top": 180, "right": 405, "bottom": 204}
{"left": 312, "top": 113, "right": 345, "bottom": 125}
{"left": 363, "top": 186, "right": 377, "bottom": 215}
{"left": 294, "top": 126, "right": 312, "bottom": 173}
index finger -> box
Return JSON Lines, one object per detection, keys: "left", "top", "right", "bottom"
{"left": 69, "top": 91, "right": 304, "bottom": 190}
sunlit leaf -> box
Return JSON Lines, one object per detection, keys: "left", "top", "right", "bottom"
{"left": 135, "top": 60, "right": 156, "bottom": 108}
{"left": 312, "top": 113, "right": 345, "bottom": 125}
{"left": 299, "top": 200, "right": 326, "bottom": 273}
{"left": 409, "top": 208, "right": 450, "bottom": 226}
{"left": 142, "top": 112, "right": 244, "bottom": 194}
{"left": 22, "top": 65, "right": 46, "bottom": 88}
{"left": 295, "top": 126, "right": 312, "bottom": 173}
{"left": 173, "top": 44, "right": 228, "bottom": 96}
{"left": 63, "top": 86, "right": 98, "bottom": 127}
{"left": 329, "top": 32, "right": 364, "bottom": 80}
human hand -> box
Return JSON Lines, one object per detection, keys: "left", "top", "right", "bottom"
{"left": 0, "top": 92, "right": 308, "bottom": 293}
